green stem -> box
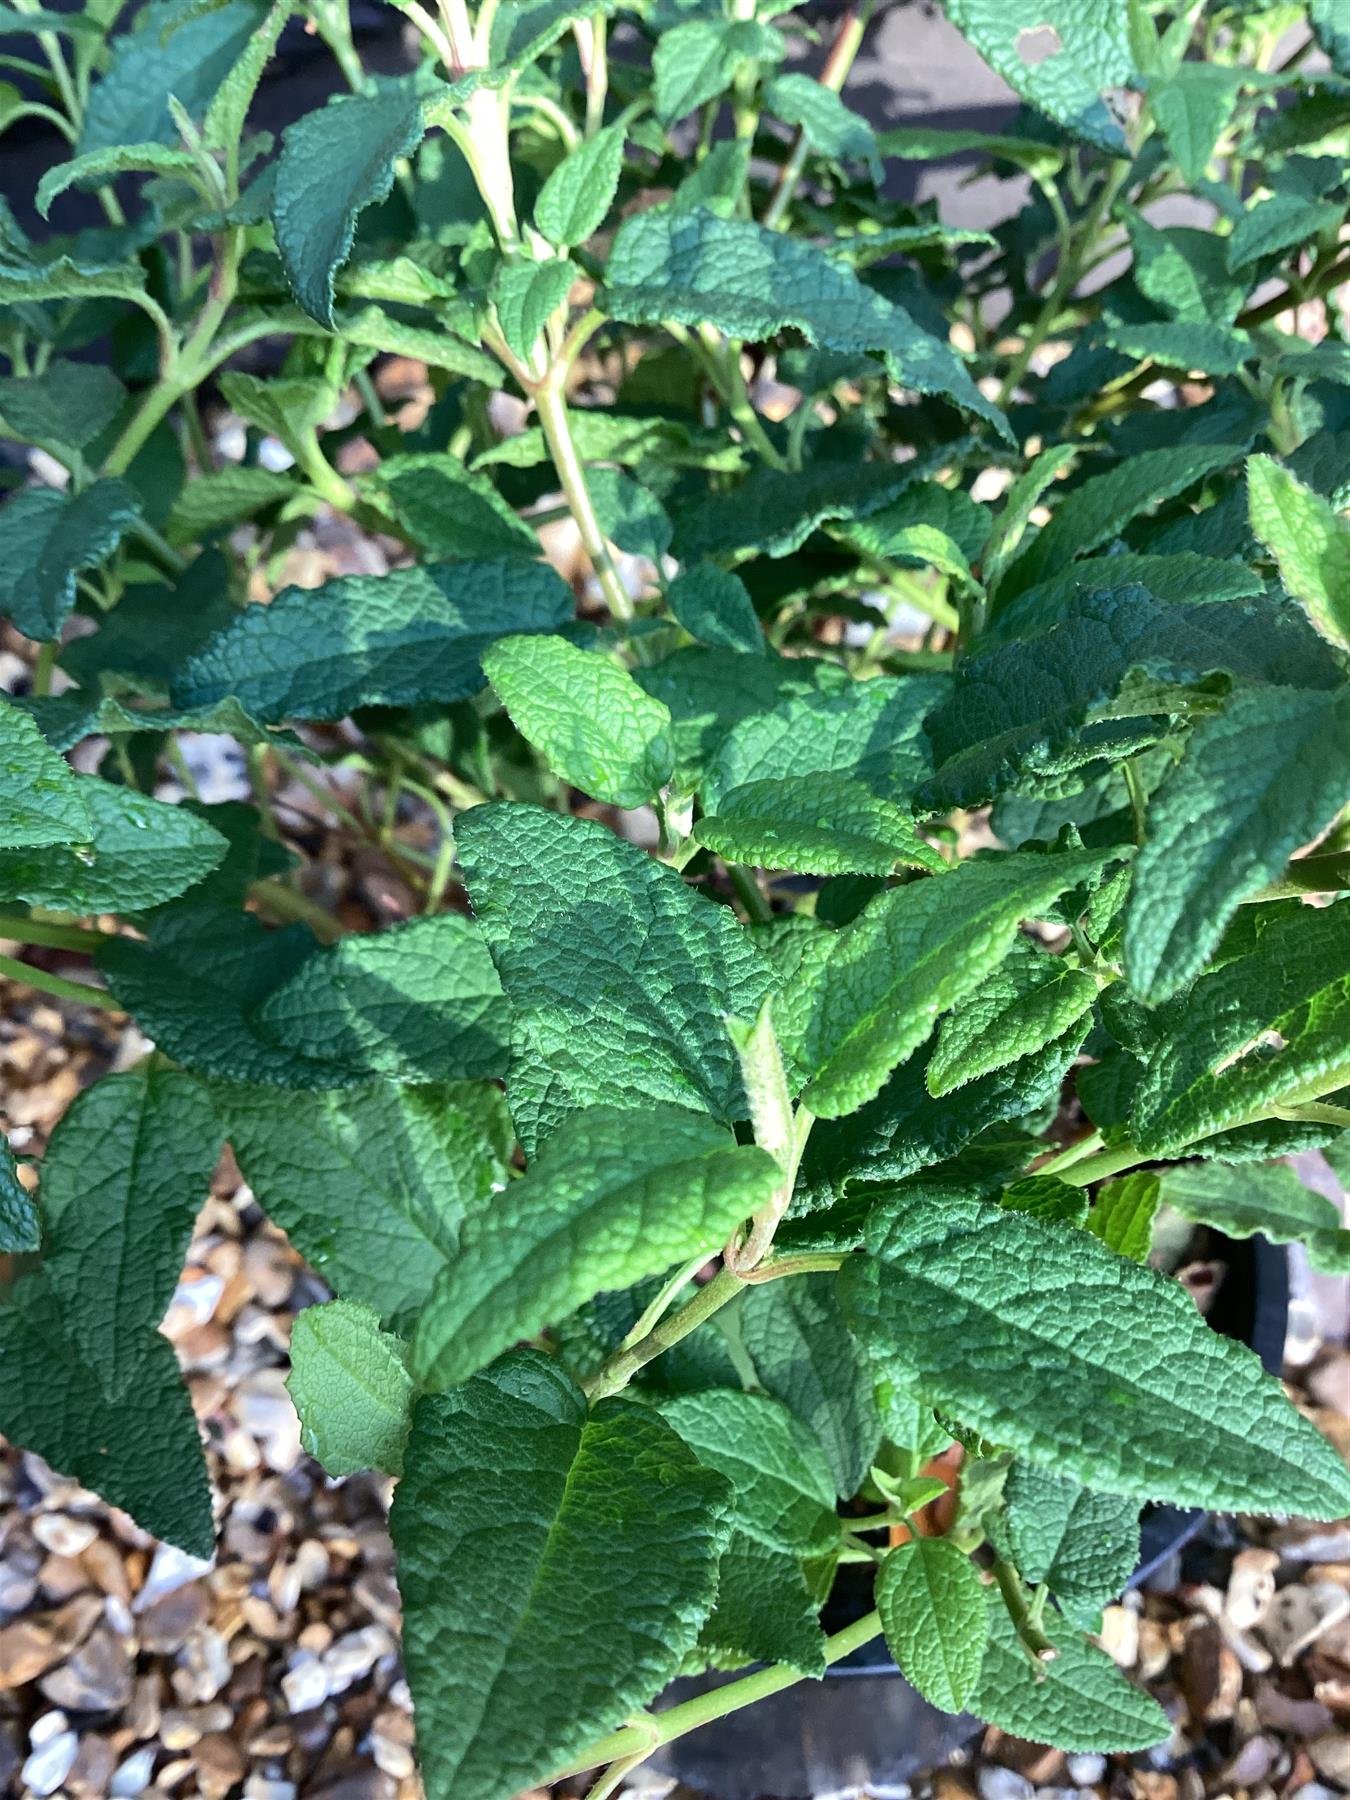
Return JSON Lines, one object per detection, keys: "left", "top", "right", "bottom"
{"left": 991, "top": 1558, "right": 1056, "bottom": 1665}
{"left": 584, "top": 1265, "right": 744, "bottom": 1401}
{"left": 742, "top": 1251, "right": 845, "bottom": 1284}
{"left": 0, "top": 953, "right": 119, "bottom": 1011}
{"left": 0, "top": 914, "right": 106, "bottom": 951}
{"left": 247, "top": 879, "right": 344, "bottom": 944}
{"left": 761, "top": 0, "right": 871, "bottom": 229}
{"left": 1122, "top": 759, "right": 1148, "bottom": 845}
{"left": 727, "top": 862, "right": 772, "bottom": 922}
{"left": 532, "top": 375, "right": 633, "bottom": 621}
{"left": 581, "top": 11, "right": 608, "bottom": 137}
{"left": 1034, "top": 1131, "right": 1105, "bottom": 1178}
{"left": 1058, "top": 1145, "right": 1150, "bottom": 1189}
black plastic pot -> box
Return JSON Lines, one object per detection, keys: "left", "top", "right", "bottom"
{"left": 650, "top": 1235, "right": 1290, "bottom": 1800}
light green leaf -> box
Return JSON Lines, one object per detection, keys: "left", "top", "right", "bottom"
{"left": 0, "top": 359, "right": 126, "bottom": 461}
{"left": 653, "top": 17, "right": 779, "bottom": 124}
{"left": 698, "top": 1533, "right": 827, "bottom": 1675}
{"left": 1086, "top": 1171, "right": 1159, "bottom": 1263}
{"left": 287, "top": 1299, "right": 414, "bottom": 1476}
{"left": 928, "top": 938, "right": 1097, "bottom": 1097}
{"left": 739, "top": 1273, "right": 881, "bottom": 1499}
{"left": 842, "top": 1190, "right": 1350, "bottom": 1516}
{"left": 604, "top": 209, "right": 1010, "bottom": 439}
{"left": 1101, "top": 317, "right": 1253, "bottom": 375}
{"left": 1146, "top": 64, "right": 1241, "bottom": 184}
{"left": 0, "top": 698, "right": 91, "bottom": 848}
{"left": 256, "top": 912, "right": 509, "bottom": 1085}
{"left": 79, "top": 0, "right": 266, "bottom": 152}
{"left": 40, "top": 1066, "right": 221, "bottom": 1393}
{"left": 668, "top": 564, "right": 763, "bottom": 654}
{"left": 1125, "top": 685, "right": 1350, "bottom": 1002}
{"left": 1003, "top": 1462, "right": 1140, "bottom": 1624}
{"left": 877, "top": 1537, "right": 989, "bottom": 1714}
{"left": 0, "top": 480, "right": 141, "bottom": 641}
{"left": 985, "top": 445, "right": 1078, "bottom": 593}
{"left": 217, "top": 369, "right": 337, "bottom": 448}
{"left": 659, "top": 1388, "right": 840, "bottom": 1557}
{"left": 361, "top": 453, "right": 537, "bottom": 559}
{"left": 534, "top": 123, "right": 624, "bottom": 247}
{"left": 203, "top": 0, "right": 291, "bottom": 160}
{"left": 37, "top": 142, "right": 204, "bottom": 217}
{"left": 173, "top": 559, "right": 574, "bottom": 721}
{"left": 695, "top": 772, "right": 946, "bottom": 877}
{"left": 483, "top": 634, "right": 674, "bottom": 807}
{"left": 0, "top": 247, "right": 152, "bottom": 311}
{"left": 1312, "top": 0, "right": 1350, "bottom": 72}
{"left": 0, "top": 1135, "right": 37, "bottom": 1254}
{"left": 972, "top": 1596, "right": 1167, "bottom": 1750}
{"left": 390, "top": 1351, "right": 731, "bottom": 1800}
{"left": 413, "top": 1103, "right": 779, "bottom": 1389}
{"left": 273, "top": 83, "right": 428, "bottom": 327}
{"left": 777, "top": 845, "right": 1110, "bottom": 1119}
{"left": 455, "top": 803, "right": 778, "bottom": 1150}
{"left": 1160, "top": 1160, "right": 1350, "bottom": 1274}
{"left": 1248, "top": 454, "right": 1350, "bottom": 651}
{"left": 220, "top": 1078, "right": 511, "bottom": 1325}
{"left": 766, "top": 72, "right": 878, "bottom": 175}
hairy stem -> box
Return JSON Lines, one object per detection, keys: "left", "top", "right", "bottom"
{"left": 532, "top": 375, "right": 633, "bottom": 620}
{"left": 584, "top": 1265, "right": 744, "bottom": 1401}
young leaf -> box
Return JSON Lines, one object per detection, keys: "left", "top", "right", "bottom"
{"left": 695, "top": 773, "right": 946, "bottom": 877}
{"left": 739, "top": 1274, "right": 882, "bottom": 1500}
{"left": 533, "top": 124, "right": 624, "bottom": 247}
{"left": 412, "top": 1103, "right": 780, "bottom": 1389}
{"left": 390, "top": 1352, "right": 731, "bottom": 1800}
{"left": 220, "top": 1079, "right": 509, "bottom": 1326}
{"left": 971, "top": 1597, "right": 1167, "bottom": 1751}
{"left": 287, "top": 1299, "right": 414, "bottom": 1476}
{"left": 1003, "top": 1463, "right": 1140, "bottom": 1625}
{"left": 167, "top": 466, "right": 298, "bottom": 545}
{"left": 942, "top": 0, "right": 1134, "bottom": 151}
{"left": 766, "top": 73, "right": 879, "bottom": 176}
{"left": 587, "top": 465, "right": 673, "bottom": 564}
{"left": 1124, "top": 684, "right": 1350, "bottom": 1001}
{"left": 40, "top": 1066, "right": 222, "bottom": 1394}
{"left": 0, "top": 1135, "right": 38, "bottom": 1254}
{"left": 667, "top": 564, "right": 764, "bottom": 655}
{"left": 0, "top": 699, "right": 91, "bottom": 848}
{"left": 777, "top": 845, "right": 1110, "bottom": 1119}
{"left": 841, "top": 1191, "right": 1350, "bottom": 1517}
{"left": 927, "top": 939, "right": 1098, "bottom": 1097}
{"left": 1146, "top": 64, "right": 1241, "bottom": 185}
{"left": 876, "top": 1538, "right": 989, "bottom": 1714}
{"left": 653, "top": 18, "right": 777, "bottom": 125}
{"left": 455, "top": 803, "right": 778, "bottom": 1150}
{"left": 273, "top": 83, "right": 428, "bottom": 327}
{"left": 1159, "top": 1161, "right": 1350, "bottom": 1274}
{"left": 491, "top": 256, "right": 576, "bottom": 361}
{"left": 256, "top": 912, "right": 510, "bottom": 1085}
{"left": 173, "top": 560, "right": 574, "bottom": 721}
{"left": 483, "top": 633, "right": 674, "bottom": 807}
{"left": 1086, "top": 1171, "right": 1159, "bottom": 1263}
{"left": 1247, "top": 454, "right": 1350, "bottom": 651}
{"left": 0, "top": 480, "right": 141, "bottom": 641}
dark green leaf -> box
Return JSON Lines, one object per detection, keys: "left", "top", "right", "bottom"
{"left": 0, "top": 1135, "right": 38, "bottom": 1253}
{"left": 0, "top": 698, "right": 91, "bottom": 848}
{"left": 942, "top": 0, "right": 1133, "bottom": 150}
{"left": 1159, "top": 1160, "right": 1350, "bottom": 1274}
{"left": 79, "top": 0, "right": 267, "bottom": 152}
{"left": 668, "top": 564, "right": 763, "bottom": 654}
{"left": 1003, "top": 1462, "right": 1140, "bottom": 1625}
{"left": 0, "top": 479, "right": 141, "bottom": 641}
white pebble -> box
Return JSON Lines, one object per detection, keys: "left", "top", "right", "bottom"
{"left": 22, "top": 1731, "right": 77, "bottom": 1796}
{"left": 136, "top": 1542, "right": 214, "bottom": 1609}
{"left": 111, "top": 1747, "right": 158, "bottom": 1796}
{"left": 1067, "top": 1756, "right": 1107, "bottom": 1786}
{"left": 32, "top": 1513, "right": 97, "bottom": 1556}
{"left": 281, "top": 1653, "right": 330, "bottom": 1714}
{"left": 978, "top": 1767, "right": 1034, "bottom": 1800}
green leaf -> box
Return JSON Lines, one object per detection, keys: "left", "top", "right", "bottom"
{"left": 672, "top": 460, "right": 916, "bottom": 563}
{"left": 1227, "top": 192, "right": 1345, "bottom": 273}
{"left": 653, "top": 17, "right": 779, "bottom": 124}
{"left": 667, "top": 564, "right": 763, "bottom": 654}
{"left": 0, "top": 241, "right": 153, "bottom": 312}
{"left": 971, "top": 1597, "right": 1167, "bottom": 1751}
{"left": 1131, "top": 899, "right": 1350, "bottom": 1154}
{"left": 203, "top": 0, "right": 291, "bottom": 161}
{"left": 483, "top": 634, "right": 674, "bottom": 808}
{"left": 456, "top": 803, "right": 778, "bottom": 1150}
{"left": 698, "top": 1533, "right": 827, "bottom": 1675}
{"left": 604, "top": 209, "right": 1010, "bottom": 439}
{"left": 287, "top": 1299, "right": 414, "bottom": 1476}
{"left": 928, "top": 939, "right": 1098, "bottom": 1098}
{"left": 702, "top": 673, "right": 949, "bottom": 814}
{"left": 766, "top": 72, "right": 879, "bottom": 175}
{"left": 987, "top": 551, "right": 1263, "bottom": 646}
{"left": 79, "top": 0, "right": 267, "bottom": 152}
{"left": 491, "top": 255, "right": 576, "bottom": 360}
{"left": 1312, "top": 0, "right": 1350, "bottom": 73}
{"left": 0, "top": 1135, "right": 38, "bottom": 1253}
{"left": 173, "top": 559, "right": 574, "bottom": 721}
{"left": 777, "top": 846, "right": 1110, "bottom": 1118}
{"left": 167, "top": 465, "right": 297, "bottom": 544}
{"left": 273, "top": 84, "right": 428, "bottom": 327}
{"left": 534, "top": 123, "right": 624, "bottom": 247}
{"left": 217, "top": 369, "right": 336, "bottom": 448}
{"left": 1086, "top": 1171, "right": 1159, "bottom": 1262}
{"left": 1126, "top": 216, "right": 1245, "bottom": 326}
{"left": 841, "top": 1190, "right": 1350, "bottom": 1517}
{"left": 0, "top": 779, "right": 228, "bottom": 912}
{"left": 0, "top": 698, "right": 91, "bottom": 848}
{"left": 256, "top": 912, "right": 509, "bottom": 1085}
{"left": 587, "top": 465, "right": 673, "bottom": 564}
{"left": 695, "top": 773, "right": 946, "bottom": 877}
{"left": 1159, "top": 1160, "right": 1350, "bottom": 1274}
{"left": 220, "top": 1078, "right": 510, "bottom": 1325}
{"left": 413, "top": 1104, "right": 779, "bottom": 1389}
{"left": 360, "top": 453, "right": 537, "bottom": 559}
{"left": 0, "top": 1272, "right": 214, "bottom": 1555}
{"left": 739, "top": 1273, "right": 881, "bottom": 1499}
{"left": 0, "top": 359, "right": 126, "bottom": 461}
{"left": 1003, "top": 1462, "right": 1140, "bottom": 1624}
{"left": 37, "top": 142, "right": 205, "bottom": 218}
{"left": 1248, "top": 454, "right": 1350, "bottom": 651}
{"left": 658, "top": 1389, "right": 840, "bottom": 1557}
{"left": 1101, "top": 317, "right": 1253, "bottom": 376}
{"left": 390, "top": 1352, "right": 731, "bottom": 1800}
{"left": 877, "top": 1538, "right": 989, "bottom": 1714}
{"left": 40, "top": 1066, "right": 221, "bottom": 1393}
{"left": 1146, "top": 64, "right": 1241, "bottom": 184}
{"left": 1124, "top": 685, "right": 1350, "bottom": 1002}
{"left": 942, "top": 0, "right": 1133, "bottom": 150}
{"left": 0, "top": 480, "right": 141, "bottom": 641}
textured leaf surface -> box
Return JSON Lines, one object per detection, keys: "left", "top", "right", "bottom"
{"left": 1003, "top": 1463, "right": 1140, "bottom": 1624}
{"left": 274, "top": 85, "right": 428, "bottom": 326}
{"left": 483, "top": 634, "right": 674, "bottom": 807}
{"left": 0, "top": 480, "right": 141, "bottom": 640}
{"left": 1248, "top": 454, "right": 1350, "bottom": 651}
{"left": 0, "top": 699, "right": 90, "bottom": 848}
{"left": 943, "top": 0, "right": 1132, "bottom": 149}
{"left": 1160, "top": 1161, "right": 1350, "bottom": 1273}
{"left": 877, "top": 1538, "right": 988, "bottom": 1714}
{"left": 491, "top": 256, "right": 576, "bottom": 360}
{"left": 534, "top": 124, "right": 624, "bottom": 247}
{"left": 221, "top": 1079, "right": 508, "bottom": 1326}
{"left": 167, "top": 466, "right": 297, "bottom": 544}
{"left": 777, "top": 847, "right": 1108, "bottom": 1118}
{"left": 79, "top": 0, "right": 265, "bottom": 151}
{"left": 767, "top": 72, "right": 878, "bottom": 173}
{"left": 361, "top": 454, "right": 537, "bottom": 559}
{"left": 413, "top": 1104, "right": 779, "bottom": 1389}
{"left": 0, "top": 359, "right": 125, "bottom": 459}
{"left": 257, "top": 912, "right": 509, "bottom": 1084}
{"left": 739, "top": 1274, "right": 881, "bottom": 1499}
{"left": 928, "top": 939, "right": 1097, "bottom": 1097}
{"left": 1124, "top": 684, "right": 1350, "bottom": 1001}
{"left": 287, "top": 1299, "right": 413, "bottom": 1476}
{"left": 390, "top": 1352, "right": 730, "bottom": 1800}
{"left": 174, "top": 560, "right": 574, "bottom": 721}
{"left": 1147, "top": 64, "right": 1241, "bottom": 184}
{"left": 1086, "top": 1172, "right": 1159, "bottom": 1263}
{"left": 653, "top": 18, "right": 777, "bottom": 124}
{"left": 698, "top": 1534, "right": 826, "bottom": 1675}
{"left": 0, "top": 1136, "right": 37, "bottom": 1253}
{"left": 673, "top": 461, "right": 915, "bottom": 562}
{"left": 971, "top": 1599, "right": 1167, "bottom": 1750}
{"left": 604, "top": 209, "right": 1008, "bottom": 437}
{"left": 696, "top": 773, "right": 945, "bottom": 877}
{"left": 841, "top": 1191, "right": 1350, "bottom": 1516}
{"left": 668, "top": 564, "right": 763, "bottom": 655}
{"left": 456, "top": 804, "right": 777, "bottom": 1149}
